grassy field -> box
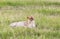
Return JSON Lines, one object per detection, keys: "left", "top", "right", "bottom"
{"left": 0, "top": 0, "right": 60, "bottom": 39}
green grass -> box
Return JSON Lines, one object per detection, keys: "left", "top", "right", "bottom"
{"left": 0, "top": 0, "right": 60, "bottom": 6}
{"left": 0, "top": 0, "right": 60, "bottom": 39}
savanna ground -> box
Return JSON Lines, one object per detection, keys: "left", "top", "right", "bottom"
{"left": 0, "top": 0, "right": 60, "bottom": 39}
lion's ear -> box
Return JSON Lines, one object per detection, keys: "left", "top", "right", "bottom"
{"left": 27, "top": 16, "right": 29, "bottom": 19}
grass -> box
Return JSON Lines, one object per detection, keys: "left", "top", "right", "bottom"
{"left": 0, "top": 0, "right": 60, "bottom": 39}
{"left": 0, "top": 0, "right": 60, "bottom": 6}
